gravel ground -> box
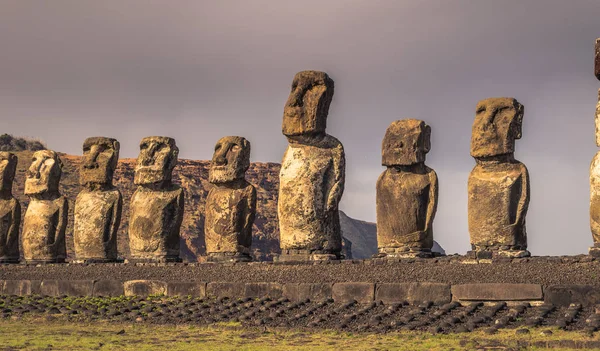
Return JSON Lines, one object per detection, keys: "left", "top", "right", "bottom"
{"left": 1, "top": 294, "right": 599, "bottom": 334}
{"left": 1, "top": 256, "right": 600, "bottom": 285}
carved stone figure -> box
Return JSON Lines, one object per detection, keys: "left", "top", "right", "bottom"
{"left": 375, "top": 119, "right": 438, "bottom": 258}
{"left": 468, "top": 97, "right": 530, "bottom": 258}
{"left": 595, "top": 38, "right": 600, "bottom": 81}
{"left": 74, "top": 137, "right": 123, "bottom": 262}
{"left": 277, "top": 70, "right": 345, "bottom": 261}
{"left": 0, "top": 152, "right": 20, "bottom": 263}
{"left": 128, "top": 136, "right": 184, "bottom": 262}
{"left": 205, "top": 136, "right": 256, "bottom": 262}
{"left": 590, "top": 39, "right": 600, "bottom": 256}
{"left": 22, "top": 150, "right": 68, "bottom": 263}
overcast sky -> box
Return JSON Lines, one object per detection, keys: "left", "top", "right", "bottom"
{"left": 1, "top": 0, "right": 599, "bottom": 255}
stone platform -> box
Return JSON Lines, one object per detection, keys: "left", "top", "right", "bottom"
{"left": 1, "top": 256, "right": 600, "bottom": 307}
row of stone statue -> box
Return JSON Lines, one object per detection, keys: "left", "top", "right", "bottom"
{"left": 0, "top": 70, "right": 538, "bottom": 263}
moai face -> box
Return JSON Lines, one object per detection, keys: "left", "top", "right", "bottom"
{"left": 0, "top": 152, "right": 17, "bottom": 193}
{"left": 595, "top": 38, "right": 600, "bottom": 81}
{"left": 134, "top": 136, "right": 178, "bottom": 186}
{"left": 24, "top": 150, "right": 62, "bottom": 195}
{"left": 382, "top": 119, "right": 431, "bottom": 166}
{"left": 282, "top": 70, "right": 334, "bottom": 137}
{"left": 80, "top": 137, "right": 120, "bottom": 187}
{"left": 470, "top": 97, "right": 524, "bottom": 158}
{"left": 209, "top": 136, "right": 250, "bottom": 184}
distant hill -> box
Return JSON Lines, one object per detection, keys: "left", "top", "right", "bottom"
{"left": 0, "top": 134, "right": 46, "bottom": 152}
{"left": 9, "top": 150, "right": 444, "bottom": 261}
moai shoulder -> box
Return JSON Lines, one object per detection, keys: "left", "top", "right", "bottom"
{"left": 22, "top": 150, "right": 68, "bottom": 263}
{"left": 205, "top": 136, "right": 257, "bottom": 262}
{"left": 74, "top": 137, "right": 123, "bottom": 263}
{"left": 128, "top": 136, "right": 184, "bottom": 262}
{"left": 376, "top": 119, "right": 438, "bottom": 258}
{"left": 277, "top": 70, "right": 345, "bottom": 261}
{"left": 0, "top": 152, "right": 21, "bottom": 263}
{"left": 468, "top": 97, "right": 530, "bottom": 259}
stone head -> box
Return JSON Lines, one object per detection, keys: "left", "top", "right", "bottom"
{"left": 282, "top": 70, "right": 334, "bottom": 137}
{"left": 134, "top": 136, "right": 178, "bottom": 186}
{"left": 209, "top": 136, "right": 251, "bottom": 184}
{"left": 80, "top": 137, "right": 120, "bottom": 187}
{"left": 470, "top": 97, "right": 524, "bottom": 158}
{"left": 595, "top": 38, "right": 600, "bottom": 81}
{"left": 0, "top": 152, "right": 17, "bottom": 193}
{"left": 24, "top": 150, "right": 62, "bottom": 195}
{"left": 382, "top": 119, "right": 431, "bottom": 166}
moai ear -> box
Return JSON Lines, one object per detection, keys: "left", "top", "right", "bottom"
{"left": 513, "top": 103, "right": 524, "bottom": 140}
{"left": 423, "top": 124, "right": 431, "bottom": 154}
{"left": 56, "top": 155, "right": 64, "bottom": 170}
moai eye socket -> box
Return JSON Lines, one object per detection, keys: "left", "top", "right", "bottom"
{"left": 476, "top": 106, "right": 486, "bottom": 114}
{"left": 231, "top": 145, "right": 241, "bottom": 152}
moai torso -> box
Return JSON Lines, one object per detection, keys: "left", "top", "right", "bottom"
{"left": 129, "top": 185, "right": 183, "bottom": 259}
{"left": 22, "top": 196, "right": 68, "bottom": 262}
{"left": 590, "top": 151, "right": 600, "bottom": 243}
{"left": 278, "top": 135, "right": 345, "bottom": 252}
{"left": 468, "top": 161, "right": 528, "bottom": 247}
{"left": 0, "top": 198, "right": 20, "bottom": 262}
{"left": 376, "top": 167, "right": 436, "bottom": 250}
{"left": 74, "top": 188, "right": 122, "bottom": 260}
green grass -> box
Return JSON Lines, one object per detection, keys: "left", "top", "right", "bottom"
{"left": 0, "top": 318, "right": 599, "bottom": 350}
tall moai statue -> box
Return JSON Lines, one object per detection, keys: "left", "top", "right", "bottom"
{"left": 128, "top": 136, "right": 184, "bottom": 262}
{"left": 205, "top": 136, "right": 257, "bottom": 262}
{"left": 74, "top": 137, "right": 123, "bottom": 263}
{"left": 277, "top": 70, "right": 346, "bottom": 261}
{"left": 589, "top": 38, "right": 600, "bottom": 256}
{"left": 22, "top": 150, "right": 68, "bottom": 263}
{"left": 376, "top": 120, "right": 438, "bottom": 258}
{"left": 0, "top": 152, "right": 21, "bottom": 263}
{"left": 468, "top": 97, "right": 530, "bottom": 258}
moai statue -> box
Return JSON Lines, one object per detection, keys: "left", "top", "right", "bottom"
{"left": 375, "top": 119, "right": 438, "bottom": 258}
{"left": 0, "top": 152, "right": 21, "bottom": 263}
{"left": 128, "top": 136, "right": 184, "bottom": 262}
{"left": 468, "top": 97, "right": 530, "bottom": 258}
{"left": 74, "top": 137, "right": 123, "bottom": 263}
{"left": 205, "top": 136, "right": 257, "bottom": 262}
{"left": 22, "top": 150, "right": 68, "bottom": 263}
{"left": 277, "top": 70, "right": 345, "bottom": 261}
{"left": 589, "top": 38, "right": 600, "bottom": 256}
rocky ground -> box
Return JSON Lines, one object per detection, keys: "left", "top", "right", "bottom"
{"left": 1, "top": 294, "right": 600, "bottom": 337}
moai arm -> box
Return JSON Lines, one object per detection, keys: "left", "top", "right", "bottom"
{"left": 243, "top": 186, "right": 257, "bottom": 236}
{"left": 326, "top": 144, "right": 346, "bottom": 212}
{"left": 514, "top": 164, "right": 530, "bottom": 227}
{"left": 174, "top": 189, "right": 185, "bottom": 231}
{"left": 424, "top": 169, "right": 438, "bottom": 233}
{"left": 107, "top": 193, "right": 123, "bottom": 246}
{"left": 8, "top": 201, "right": 21, "bottom": 251}
{"left": 52, "top": 198, "right": 68, "bottom": 252}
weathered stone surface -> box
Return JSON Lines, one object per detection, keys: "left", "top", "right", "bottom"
{"left": 452, "top": 283, "right": 542, "bottom": 301}
{"left": 57, "top": 280, "right": 94, "bottom": 296}
{"left": 22, "top": 150, "right": 68, "bottom": 263}
{"left": 545, "top": 285, "right": 600, "bottom": 307}
{"left": 2, "top": 280, "right": 40, "bottom": 295}
{"left": 205, "top": 136, "right": 256, "bottom": 262}
{"left": 376, "top": 120, "right": 438, "bottom": 257}
{"left": 74, "top": 137, "right": 122, "bottom": 262}
{"left": 375, "top": 283, "right": 450, "bottom": 304}
{"left": 332, "top": 282, "right": 374, "bottom": 303}
{"left": 591, "top": 90, "right": 600, "bottom": 252}
{"left": 40, "top": 280, "right": 59, "bottom": 296}
{"left": 278, "top": 71, "right": 345, "bottom": 260}
{"left": 123, "top": 280, "right": 168, "bottom": 296}
{"left": 595, "top": 38, "right": 600, "bottom": 81}
{"left": 206, "top": 282, "right": 245, "bottom": 298}
{"left": 93, "top": 280, "right": 124, "bottom": 296}
{"left": 129, "top": 137, "right": 184, "bottom": 262}
{"left": 468, "top": 98, "right": 530, "bottom": 257}
{"left": 244, "top": 282, "right": 283, "bottom": 298}
{"left": 167, "top": 282, "right": 206, "bottom": 297}
{"left": 283, "top": 283, "right": 333, "bottom": 302}
{"left": 0, "top": 152, "right": 20, "bottom": 263}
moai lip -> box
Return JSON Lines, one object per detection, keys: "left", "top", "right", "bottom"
{"left": 0, "top": 152, "right": 20, "bottom": 263}
{"left": 376, "top": 119, "right": 438, "bottom": 258}
{"left": 277, "top": 71, "right": 345, "bottom": 261}
{"left": 205, "top": 136, "right": 257, "bottom": 262}
{"left": 468, "top": 98, "right": 530, "bottom": 258}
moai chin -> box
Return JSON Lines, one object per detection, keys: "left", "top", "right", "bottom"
{"left": 22, "top": 150, "right": 68, "bottom": 263}
{"left": 589, "top": 38, "right": 600, "bottom": 256}
{"left": 277, "top": 70, "right": 346, "bottom": 261}
{"left": 375, "top": 119, "right": 438, "bottom": 258}
{"left": 205, "top": 136, "right": 257, "bottom": 262}
{"left": 74, "top": 137, "right": 123, "bottom": 263}
{"left": 0, "top": 152, "right": 21, "bottom": 263}
{"left": 468, "top": 97, "right": 530, "bottom": 259}
{"left": 128, "top": 136, "right": 184, "bottom": 262}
